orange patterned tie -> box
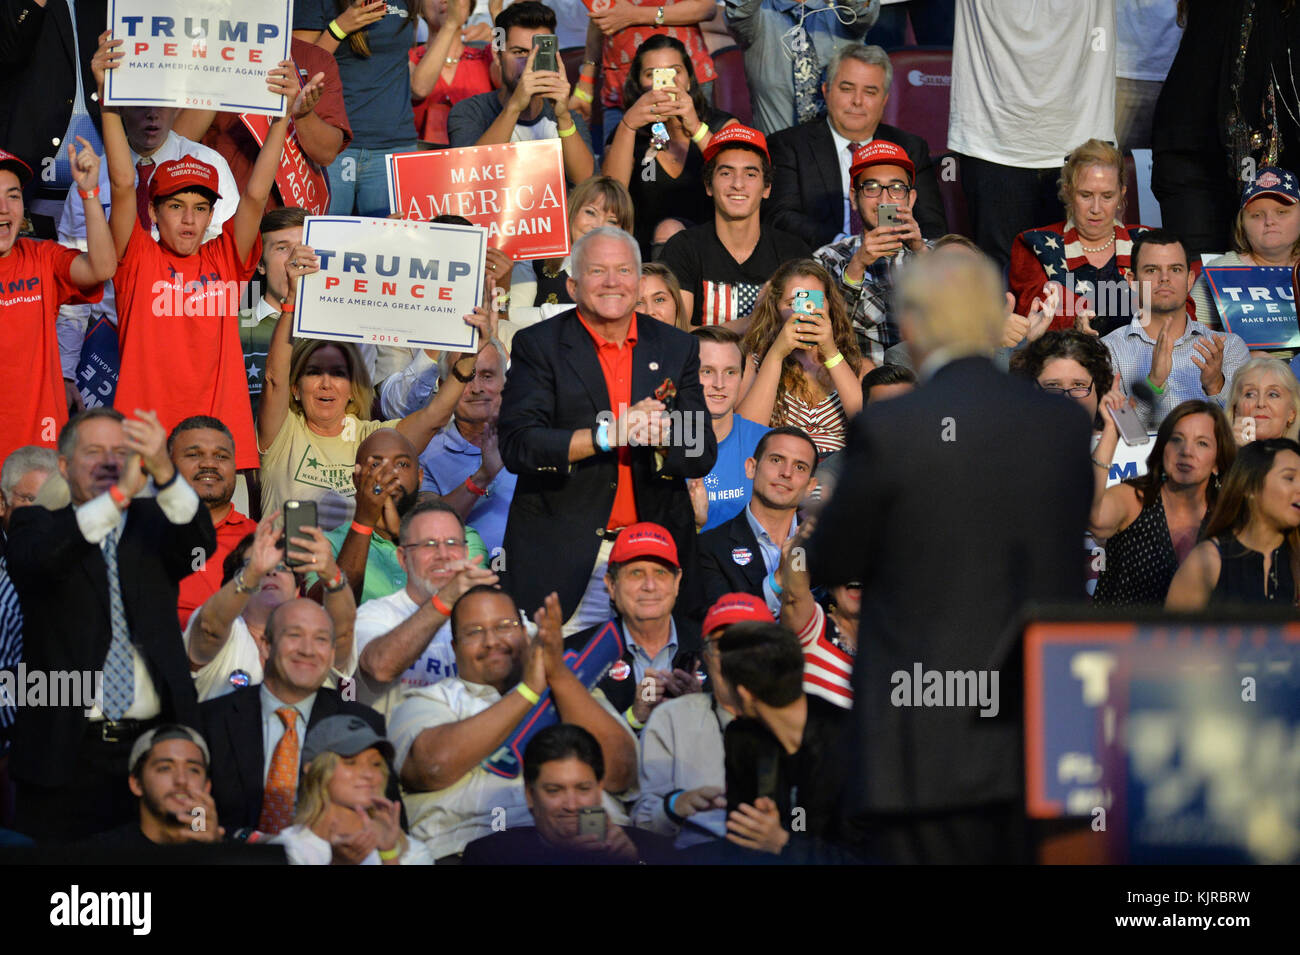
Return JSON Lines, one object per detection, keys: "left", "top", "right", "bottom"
{"left": 258, "top": 707, "right": 300, "bottom": 834}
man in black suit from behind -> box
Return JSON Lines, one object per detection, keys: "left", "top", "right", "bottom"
{"left": 766, "top": 44, "right": 947, "bottom": 251}
{"left": 6, "top": 407, "right": 215, "bottom": 841}
{"left": 809, "top": 247, "right": 1093, "bottom": 864}
{"left": 498, "top": 226, "right": 717, "bottom": 636}
{"left": 699, "top": 426, "right": 819, "bottom": 617}
{"left": 201, "top": 598, "right": 387, "bottom": 836}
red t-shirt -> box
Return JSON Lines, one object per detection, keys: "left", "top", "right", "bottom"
{"left": 113, "top": 218, "right": 262, "bottom": 469}
{"left": 410, "top": 44, "right": 494, "bottom": 145}
{"left": 579, "top": 311, "right": 639, "bottom": 530}
{"left": 600, "top": 8, "right": 716, "bottom": 108}
{"left": 201, "top": 38, "right": 352, "bottom": 210}
{"left": 0, "top": 238, "right": 103, "bottom": 461}
{"left": 176, "top": 507, "right": 256, "bottom": 629}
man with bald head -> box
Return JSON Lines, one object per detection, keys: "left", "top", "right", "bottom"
{"left": 809, "top": 249, "right": 1093, "bottom": 865}
{"left": 200, "top": 597, "right": 386, "bottom": 835}
{"left": 325, "top": 427, "right": 480, "bottom": 606}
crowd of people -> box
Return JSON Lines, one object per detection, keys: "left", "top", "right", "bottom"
{"left": 0, "top": 0, "right": 1296, "bottom": 865}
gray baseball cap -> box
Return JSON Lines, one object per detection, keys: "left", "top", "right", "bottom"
{"left": 302, "top": 715, "right": 395, "bottom": 766}
{"left": 129, "top": 724, "right": 211, "bottom": 774}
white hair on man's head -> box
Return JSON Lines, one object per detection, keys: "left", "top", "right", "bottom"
{"left": 571, "top": 225, "right": 642, "bottom": 279}
{"left": 2, "top": 445, "right": 57, "bottom": 497}
{"left": 825, "top": 43, "right": 893, "bottom": 94}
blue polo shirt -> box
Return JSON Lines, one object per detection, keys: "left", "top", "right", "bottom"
{"left": 418, "top": 421, "right": 517, "bottom": 554}
{"left": 701, "top": 417, "right": 769, "bottom": 531}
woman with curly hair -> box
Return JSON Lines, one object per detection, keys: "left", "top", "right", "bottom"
{"left": 1009, "top": 329, "right": 1114, "bottom": 432}
{"left": 737, "top": 259, "right": 868, "bottom": 456}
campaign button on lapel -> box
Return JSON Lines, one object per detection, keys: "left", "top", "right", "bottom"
{"left": 731, "top": 547, "right": 753, "bottom": 566}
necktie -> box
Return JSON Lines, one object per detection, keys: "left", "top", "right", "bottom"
{"left": 259, "top": 707, "right": 300, "bottom": 834}
{"left": 99, "top": 524, "right": 134, "bottom": 722}
{"left": 848, "top": 142, "right": 863, "bottom": 236}
{"left": 135, "top": 159, "right": 155, "bottom": 231}
{"left": 792, "top": 23, "right": 823, "bottom": 125}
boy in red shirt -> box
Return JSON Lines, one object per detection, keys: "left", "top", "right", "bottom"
{"left": 0, "top": 143, "right": 115, "bottom": 462}
{"left": 95, "top": 31, "right": 324, "bottom": 470}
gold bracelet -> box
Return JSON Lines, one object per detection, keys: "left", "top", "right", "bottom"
{"left": 327, "top": 19, "right": 348, "bottom": 41}
{"left": 516, "top": 682, "right": 541, "bottom": 705}
{"left": 574, "top": 87, "right": 593, "bottom": 103}
{"left": 823, "top": 352, "right": 845, "bottom": 370}
{"left": 557, "top": 122, "right": 577, "bottom": 138}
{"left": 691, "top": 121, "right": 710, "bottom": 144}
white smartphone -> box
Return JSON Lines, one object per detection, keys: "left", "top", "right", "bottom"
{"left": 1108, "top": 403, "right": 1150, "bottom": 447}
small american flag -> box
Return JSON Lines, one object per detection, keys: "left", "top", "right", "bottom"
{"left": 702, "top": 281, "right": 761, "bottom": 325}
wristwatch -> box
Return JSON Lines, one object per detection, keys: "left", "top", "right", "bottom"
{"left": 654, "top": 6, "right": 665, "bottom": 25}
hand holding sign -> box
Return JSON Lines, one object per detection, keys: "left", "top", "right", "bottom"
{"left": 1191, "top": 333, "right": 1227, "bottom": 395}
{"left": 91, "top": 31, "right": 124, "bottom": 98}
{"left": 284, "top": 244, "right": 320, "bottom": 299}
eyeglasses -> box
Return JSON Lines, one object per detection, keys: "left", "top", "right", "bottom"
{"left": 856, "top": 181, "right": 910, "bottom": 198}
{"left": 399, "top": 538, "right": 467, "bottom": 554}
{"left": 459, "top": 619, "right": 523, "bottom": 641}
{"left": 1037, "top": 381, "right": 1095, "bottom": 398}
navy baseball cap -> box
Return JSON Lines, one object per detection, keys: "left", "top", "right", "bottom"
{"left": 1241, "top": 166, "right": 1300, "bottom": 208}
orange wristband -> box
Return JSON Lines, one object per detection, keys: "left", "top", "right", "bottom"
{"left": 431, "top": 593, "right": 453, "bottom": 616}
{"left": 350, "top": 520, "right": 374, "bottom": 536}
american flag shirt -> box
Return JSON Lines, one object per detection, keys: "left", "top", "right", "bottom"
{"left": 813, "top": 236, "right": 931, "bottom": 366}
{"left": 701, "top": 280, "right": 763, "bottom": 325}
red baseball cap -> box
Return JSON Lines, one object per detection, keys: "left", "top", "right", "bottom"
{"left": 149, "top": 156, "right": 222, "bottom": 203}
{"left": 850, "top": 140, "right": 915, "bottom": 185}
{"left": 702, "top": 592, "right": 773, "bottom": 637}
{"left": 0, "top": 148, "right": 33, "bottom": 185}
{"left": 702, "top": 125, "right": 770, "bottom": 164}
{"left": 609, "top": 522, "right": 679, "bottom": 568}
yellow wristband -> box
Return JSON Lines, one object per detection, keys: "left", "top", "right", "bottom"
{"left": 516, "top": 682, "right": 541, "bottom": 705}
{"left": 691, "top": 122, "right": 710, "bottom": 144}
{"left": 624, "top": 705, "right": 645, "bottom": 731}
{"left": 378, "top": 846, "right": 401, "bottom": 861}
{"left": 557, "top": 122, "right": 577, "bottom": 138}
{"left": 574, "top": 87, "right": 593, "bottom": 103}
{"left": 823, "top": 352, "right": 845, "bottom": 370}
{"left": 841, "top": 269, "right": 863, "bottom": 288}
{"left": 327, "top": 19, "right": 348, "bottom": 41}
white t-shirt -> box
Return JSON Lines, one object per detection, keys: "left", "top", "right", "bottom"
{"left": 391, "top": 676, "right": 631, "bottom": 858}
{"left": 1115, "top": 0, "right": 1182, "bottom": 82}
{"left": 949, "top": 0, "right": 1117, "bottom": 168}
{"left": 353, "top": 588, "right": 457, "bottom": 720}
{"left": 271, "top": 824, "right": 434, "bottom": 865}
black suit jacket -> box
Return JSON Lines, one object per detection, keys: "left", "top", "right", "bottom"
{"left": 563, "top": 616, "right": 703, "bottom": 715}
{"left": 809, "top": 357, "right": 1092, "bottom": 815}
{"left": 5, "top": 496, "right": 214, "bottom": 787}
{"left": 498, "top": 311, "right": 717, "bottom": 621}
{"left": 199, "top": 684, "right": 388, "bottom": 832}
{"left": 766, "top": 119, "right": 948, "bottom": 250}
{"left": 0, "top": 0, "right": 106, "bottom": 210}
{"left": 698, "top": 509, "right": 767, "bottom": 610}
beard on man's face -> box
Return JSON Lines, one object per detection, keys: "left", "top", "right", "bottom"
{"left": 394, "top": 484, "right": 419, "bottom": 518}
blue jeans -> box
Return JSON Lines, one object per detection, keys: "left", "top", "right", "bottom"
{"left": 327, "top": 143, "right": 416, "bottom": 217}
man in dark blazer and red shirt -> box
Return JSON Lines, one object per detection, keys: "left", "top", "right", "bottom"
{"left": 6, "top": 407, "right": 214, "bottom": 841}
{"left": 765, "top": 44, "right": 947, "bottom": 251}
{"left": 808, "top": 248, "right": 1092, "bottom": 864}
{"left": 499, "top": 226, "right": 717, "bottom": 636}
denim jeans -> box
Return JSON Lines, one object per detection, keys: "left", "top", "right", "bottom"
{"left": 327, "top": 143, "right": 417, "bottom": 217}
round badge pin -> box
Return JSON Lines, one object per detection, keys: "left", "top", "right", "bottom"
{"left": 228, "top": 669, "right": 251, "bottom": 688}
{"left": 609, "top": 660, "right": 631, "bottom": 681}
{"left": 731, "top": 547, "right": 753, "bottom": 566}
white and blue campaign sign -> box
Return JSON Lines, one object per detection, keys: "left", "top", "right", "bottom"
{"left": 76, "top": 317, "right": 120, "bottom": 409}
{"left": 105, "top": 0, "right": 292, "bottom": 115}
{"left": 1204, "top": 265, "right": 1299, "bottom": 350}
{"left": 294, "top": 216, "right": 486, "bottom": 351}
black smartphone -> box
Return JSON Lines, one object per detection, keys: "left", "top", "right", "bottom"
{"left": 531, "top": 34, "right": 558, "bottom": 73}
{"left": 282, "top": 500, "right": 318, "bottom": 568}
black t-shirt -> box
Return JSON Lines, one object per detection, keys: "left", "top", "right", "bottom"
{"left": 723, "top": 694, "right": 852, "bottom": 845}
{"left": 461, "top": 825, "right": 677, "bottom": 865}
{"left": 660, "top": 222, "right": 811, "bottom": 326}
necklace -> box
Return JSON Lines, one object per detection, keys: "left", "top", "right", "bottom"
{"left": 1079, "top": 233, "right": 1115, "bottom": 254}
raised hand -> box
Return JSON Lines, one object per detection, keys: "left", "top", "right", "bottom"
{"left": 291, "top": 71, "right": 327, "bottom": 119}
{"left": 285, "top": 244, "right": 320, "bottom": 299}
{"left": 67, "top": 137, "right": 101, "bottom": 193}
{"left": 90, "top": 32, "right": 124, "bottom": 93}
{"left": 123, "top": 409, "right": 174, "bottom": 485}
{"left": 1191, "top": 333, "right": 1227, "bottom": 395}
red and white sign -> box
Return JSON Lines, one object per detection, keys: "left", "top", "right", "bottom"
{"left": 105, "top": 0, "right": 291, "bottom": 116}
{"left": 240, "top": 113, "right": 331, "bottom": 215}
{"left": 386, "top": 140, "right": 570, "bottom": 261}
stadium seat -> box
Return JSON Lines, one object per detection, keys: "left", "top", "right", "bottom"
{"left": 880, "top": 48, "right": 953, "bottom": 157}
{"left": 710, "top": 46, "right": 753, "bottom": 128}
